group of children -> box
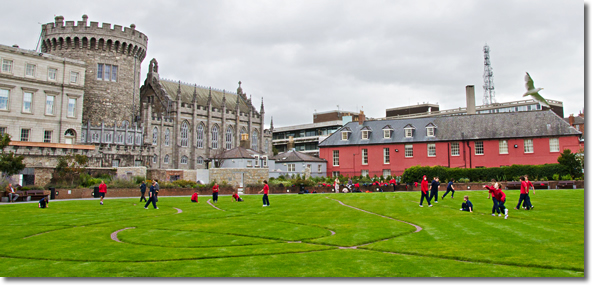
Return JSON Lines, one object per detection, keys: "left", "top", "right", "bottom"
{"left": 418, "top": 174, "right": 537, "bottom": 220}
{"left": 190, "top": 180, "right": 270, "bottom": 205}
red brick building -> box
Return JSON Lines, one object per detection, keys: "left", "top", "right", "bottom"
{"left": 319, "top": 110, "right": 582, "bottom": 178}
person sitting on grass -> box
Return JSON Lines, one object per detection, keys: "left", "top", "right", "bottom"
{"left": 232, "top": 191, "right": 243, "bottom": 202}
{"left": 460, "top": 195, "right": 473, "bottom": 212}
{"left": 191, "top": 191, "right": 199, "bottom": 203}
{"left": 38, "top": 196, "right": 49, "bottom": 208}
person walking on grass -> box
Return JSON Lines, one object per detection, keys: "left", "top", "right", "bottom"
{"left": 429, "top": 177, "right": 440, "bottom": 203}
{"left": 212, "top": 182, "right": 219, "bottom": 203}
{"left": 522, "top": 175, "right": 535, "bottom": 210}
{"left": 258, "top": 180, "right": 270, "bottom": 207}
{"left": 152, "top": 179, "right": 160, "bottom": 202}
{"left": 515, "top": 176, "right": 533, "bottom": 210}
{"left": 98, "top": 180, "right": 107, "bottom": 205}
{"left": 460, "top": 195, "right": 473, "bottom": 212}
{"left": 139, "top": 181, "right": 147, "bottom": 202}
{"left": 442, "top": 178, "right": 455, "bottom": 199}
{"left": 144, "top": 181, "right": 158, "bottom": 209}
{"left": 419, "top": 175, "right": 432, "bottom": 207}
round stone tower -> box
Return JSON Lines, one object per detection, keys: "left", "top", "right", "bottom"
{"left": 41, "top": 15, "right": 148, "bottom": 126}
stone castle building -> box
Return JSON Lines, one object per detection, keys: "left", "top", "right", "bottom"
{"left": 0, "top": 15, "right": 272, "bottom": 185}
{"left": 41, "top": 15, "right": 147, "bottom": 126}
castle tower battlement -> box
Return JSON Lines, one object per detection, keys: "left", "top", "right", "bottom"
{"left": 41, "top": 15, "right": 148, "bottom": 127}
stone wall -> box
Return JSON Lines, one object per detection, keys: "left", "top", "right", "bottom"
{"left": 116, "top": 167, "right": 147, "bottom": 179}
{"left": 209, "top": 168, "right": 268, "bottom": 187}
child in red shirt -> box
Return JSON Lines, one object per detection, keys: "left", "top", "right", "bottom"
{"left": 191, "top": 191, "right": 199, "bottom": 203}
{"left": 232, "top": 192, "right": 243, "bottom": 202}
{"left": 484, "top": 182, "right": 508, "bottom": 219}
{"left": 258, "top": 180, "right": 270, "bottom": 207}
{"left": 419, "top": 175, "right": 432, "bottom": 207}
{"left": 212, "top": 182, "right": 219, "bottom": 203}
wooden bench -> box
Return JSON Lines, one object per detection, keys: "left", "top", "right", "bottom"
{"left": 556, "top": 181, "right": 576, "bottom": 189}
{"left": 2, "top": 190, "right": 50, "bottom": 202}
{"left": 531, "top": 181, "right": 549, "bottom": 190}
{"left": 505, "top": 182, "right": 521, "bottom": 190}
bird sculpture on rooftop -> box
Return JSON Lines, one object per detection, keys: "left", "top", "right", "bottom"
{"left": 523, "top": 72, "right": 549, "bottom": 107}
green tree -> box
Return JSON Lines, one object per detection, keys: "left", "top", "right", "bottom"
{"left": 56, "top": 154, "right": 89, "bottom": 184}
{"left": 0, "top": 134, "right": 26, "bottom": 180}
{"left": 557, "top": 149, "right": 582, "bottom": 179}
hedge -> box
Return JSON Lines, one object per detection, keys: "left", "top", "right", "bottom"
{"left": 401, "top": 164, "right": 571, "bottom": 183}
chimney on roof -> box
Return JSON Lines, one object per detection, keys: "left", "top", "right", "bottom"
{"left": 465, "top": 85, "right": 476, "bottom": 115}
{"left": 568, "top": 114, "right": 575, "bottom": 127}
{"left": 240, "top": 133, "right": 250, "bottom": 149}
{"left": 358, "top": 110, "right": 365, "bottom": 125}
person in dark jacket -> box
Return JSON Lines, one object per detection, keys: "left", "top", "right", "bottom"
{"left": 442, "top": 178, "right": 455, "bottom": 199}
{"left": 38, "top": 196, "right": 49, "bottom": 208}
{"left": 139, "top": 181, "right": 147, "bottom": 202}
{"left": 144, "top": 181, "right": 158, "bottom": 209}
{"left": 429, "top": 177, "right": 440, "bottom": 203}
{"left": 460, "top": 195, "right": 473, "bottom": 212}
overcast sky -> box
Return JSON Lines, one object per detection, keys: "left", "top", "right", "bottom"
{"left": 0, "top": 0, "right": 585, "bottom": 127}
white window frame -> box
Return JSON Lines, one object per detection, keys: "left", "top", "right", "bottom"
{"left": 22, "top": 92, "right": 33, "bottom": 113}
{"left": 426, "top": 127, "right": 435, "bottom": 137}
{"left": 45, "top": 95, "right": 55, "bottom": 115}
{"left": 0, "top": 89, "right": 9, "bottom": 111}
{"left": 332, "top": 171, "right": 340, "bottom": 177}
{"left": 549, "top": 138, "right": 560, "bottom": 152}
{"left": 405, "top": 144, "right": 413, "bottom": 158}
{"left": 197, "top": 156, "right": 204, "bottom": 165}
{"left": 212, "top": 125, "right": 219, "bottom": 149}
{"left": 475, "top": 141, "right": 484, "bottom": 155}
{"left": 383, "top": 129, "right": 391, "bottom": 139}
{"left": 112, "top": 159, "right": 120, "bottom": 168}
{"left": 405, "top": 128, "right": 413, "bottom": 138}
{"left": 251, "top": 130, "right": 258, "bottom": 150}
{"left": 427, "top": 143, "right": 436, "bottom": 157}
{"left": 70, "top": 71, "right": 79, "bottom": 83}
{"left": 287, "top": 163, "right": 295, "bottom": 172}
{"left": 2, "top": 59, "right": 13, "bottom": 73}
{"left": 20, "top": 128, "right": 30, "bottom": 142}
{"left": 318, "top": 164, "right": 322, "bottom": 173}
{"left": 253, "top": 155, "right": 259, "bottom": 168}
{"left": 362, "top": 130, "right": 369, "bottom": 140}
{"left": 341, "top": 131, "right": 349, "bottom": 140}
{"left": 152, "top": 127, "right": 158, "bottom": 145}
{"left": 499, "top": 140, "right": 508, "bottom": 154}
{"left": 384, "top": 147, "right": 390, "bottom": 164}
{"left": 67, "top": 97, "right": 76, "bottom": 118}
{"left": 48, "top": 68, "right": 57, "bottom": 81}
{"left": 43, "top": 130, "right": 52, "bottom": 143}
{"left": 196, "top": 124, "right": 204, "bottom": 148}
{"left": 181, "top": 155, "right": 188, "bottom": 164}
{"left": 333, "top": 150, "right": 339, "bottom": 166}
{"left": 152, "top": 154, "right": 157, "bottom": 164}
{"left": 451, "top": 142, "right": 460, "bottom": 156}
{"left": 226, "top": 127, "right": 233, "bottom": 150}
{"left": 25, "top": 63, "right": 36, "bottom": 77}
{"left": 247, "top": 160, "right": 252, "bottom": 167}
{"left": 383, "top": 169, "right": 391, "bottom": 177}
{"left": 362, "top": 149, "right": 368, "bottom": 165}
{"left": 524, "top": 139, "right": 534, "bottom": 153}
{"left": 361, "top": 169, "right": 369, "bottom": 177}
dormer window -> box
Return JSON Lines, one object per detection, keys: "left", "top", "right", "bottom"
{"left": 341, "top": 127, "right": 352, "bottom": 141}
{"left": 382, "top": 125, "right": 393, "bottom": 139}
{"left": 361, "top": 126, "right": 371, "bottom": 140}
{"left": 404, "top": 124, "right": 415, "bottom": 138}
{"left": 426, "top": 123, "right": 436, "bottom": 137}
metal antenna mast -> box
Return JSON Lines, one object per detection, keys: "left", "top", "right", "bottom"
{"left": 482, "top": 44, "right": 495, "bottom": 105}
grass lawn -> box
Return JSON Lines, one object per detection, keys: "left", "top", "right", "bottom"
{"left": 0, "top": 189, "right": 584, "bottom": 277}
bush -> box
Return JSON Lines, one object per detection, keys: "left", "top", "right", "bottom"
{"left": 552, "top": 174, "right": 560, "bottom": 181}
{"left": 402, "top": 164, "right": 569, "bottom": 183}
{"left": 561, "top": 174, "right": 572, "bottom": 181}
{"left": 133, "top": 176, "right": 145, "bottom": 184}
{"left": 171, "top": 180, "right": 198, "bottom": 188}
{"left": 108, "top": 178, "right": 138, "bottom": 189}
